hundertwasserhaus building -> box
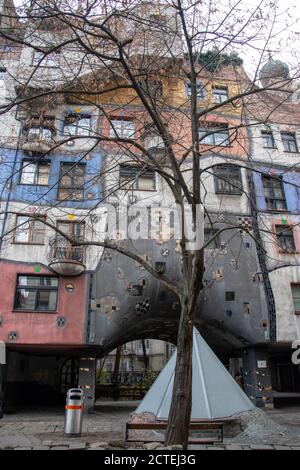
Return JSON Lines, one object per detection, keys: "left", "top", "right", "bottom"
{"left": 0, "top": 1, "right": 299, "bottom": 412}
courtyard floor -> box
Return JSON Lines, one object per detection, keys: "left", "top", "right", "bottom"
{"left": 0, "top": 401, "right": 300, "bottom": 450}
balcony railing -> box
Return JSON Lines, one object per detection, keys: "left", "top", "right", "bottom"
{"left": 22, "top": 128, "right": 54, "bottom": 153}
{"left": 48, "top": 236, "right": 86, "bottom": 276}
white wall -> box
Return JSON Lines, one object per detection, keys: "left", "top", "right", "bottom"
{"left": 269, "top": 266, "right": 300, "bottom": 342}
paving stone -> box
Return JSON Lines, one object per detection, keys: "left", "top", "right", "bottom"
{"left": 250, "top": 445, "right": 274, "bottom": 450}
{"left": 32, "top": 446, "right": 50, "bottom": 450}
{"left": 87, "top": 448, "right": 104, "bottom": 451}
{"left": 15, "top": 447, "right": 32, "bottom": 450}
{"left": 51, "top": 446, "right": 70, "bottom": 450}
{"left": 225, "top": 445, "right": 245, "bottom": 450}
{"left": 1, "top": 402, "right": 300, "bottom": 451}
{"left": 144, "top": 442, "right": 163, "bottom": 450}
{"left": 188, "top": 444, "right": 207, "bottom": 450}
{"left": 69, "top": 442, "right": 87, "bottom": 450}
{"left": 89, "top": 441, "right": 108, "bottom": 449}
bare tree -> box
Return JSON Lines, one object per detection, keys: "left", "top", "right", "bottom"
{"left": 0, "top": 0, "right": 299, "bottom": 447}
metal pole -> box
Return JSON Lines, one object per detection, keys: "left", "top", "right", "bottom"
{"left": 0, "top": 341, "right": 6, "bottom": 419}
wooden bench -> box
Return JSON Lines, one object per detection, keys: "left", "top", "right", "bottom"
{"left": 125, "top": 419, "right": 228, "bottom": 444}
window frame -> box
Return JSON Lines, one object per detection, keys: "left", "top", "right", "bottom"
{"left": 109, "top": 118, "right": 135, "bottom": 138}
{"left": 186, "top": 81, "right": 206, "bottom": 100}
{"left": 32, "top": 51, "right": 60, "bottom": 68}
{"left": 261, "top": 130, "right": 276, "bottom": 149}
{"left": 63, "top": 113, "right": 91, "bottom": 137}
{"left": 0, "top": 67, "right": 6, "bottom": 81}
{"left": 291, "top": 283, "right": 300, "bottom": 315}
{"left": 199, "top": 123, "right": 230, "bottom": 147}
{"left": 262, "top": 175, "right": 287, "bottom": 211}
{"left": 119, "top": 165, "right": 156, "bottom": 191}
{"left": 14, "top": 274, "right": 59, "bottom": 312}
{"left": 212, "top": 86, "right": 229, "bottom": 103}
{"left": 58, "top": 162, "right": 86, "bottom": 201}
{"left": 213, "top": 164, "right": 243, "bottom": 195}
{"left": 19, "top": 159, "right": 50, "bottom": 186}
{"left": 204, "top": 228, "right": 220, "bottom": 249}
{"left": 281, "top": 132, "right": 298, "bottom": 153}
{"left": 275, "top": 225, "right": 296, "bottom": 253}
{"left": 55, "top": 221, "right": 85, "bottom": 262}
{"left": 13, "top": 214, "right": 46, "bottom": 245}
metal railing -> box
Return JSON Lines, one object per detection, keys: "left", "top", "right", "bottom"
{"left": 48, "top": 236, "right": 85, "bottom": 264}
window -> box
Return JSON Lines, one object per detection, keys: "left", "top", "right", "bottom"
{"left": 24, "top": 116, "right": 55, "bottom": 141}
{"left": 110, "top": 119, "right": 135, "bottom": 138}
{"left": 261, "top": 131, "right": 276, "bottom": 148}
{"left": 14, "top": 275, "right": 58, "bottom": 312}
{"left": 291, "top": 284, "right": 300, "bottom": 315}
{"left": 58, "top": 163, "right": 85, "bottom": 200}
{"left": 262, "top": 175, "right": 287, "bottom": 211}
{"left": 14, "top": 215, "right": 46, "bottom": 244}
{"left": 275, "top": 225, "right": 296, "bottom": 253}
{"left": 204, "top": 228, "right": 220, "bottom": 249}
{"left": 225, "top": 291, "right": 235, "bottom": 301}
{"left": 150, "top": 13, "right": 166, "bottom": 23}
{"left": 63, "top": 113, "right": 91, "bottom": 136}
{"left": 0, "top": 67, "right": 6, "bottom": 81}
{"left": 55, "top": 222, "right": 85, "bottom": 262}
{"left": 186, "top": 81, "right": 205, "bottom": 99}
{"left": 32, "top": 51, "right": 60, "bottom": 67}
{"left": 199, "top": 123, "right": 230, "bottom": 146}
{"left": 27, "top": 127, "right": 52, "bottom": 141}
{"left": 212, "top": 87, "right": 229, "bottom": 103}
{"left": 214, "top": 164, "right": 243, "bottom": 195}
{"left": 20, "top": 160, "right": 50, "bottom": 185}
{"left": 281, "top": 132, "right": 298, "bottom": 153}
{"left": 119, "top": 165, "right": 155, "bottom": 191}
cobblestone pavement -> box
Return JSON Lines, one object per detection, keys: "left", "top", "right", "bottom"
{"left": 0, "top": 402, "right": 299, "bottom": 450}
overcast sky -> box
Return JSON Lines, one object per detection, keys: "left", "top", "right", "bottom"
{"left": 12, "top": 0, "right": 300, "bottom": 78}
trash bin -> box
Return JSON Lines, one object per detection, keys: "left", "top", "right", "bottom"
{"left": 64, "top": 388, "right": 84, "bottom": 437}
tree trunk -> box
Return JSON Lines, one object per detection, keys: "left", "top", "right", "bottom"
{"left": 112, "top": 346, "right": 122, "bottom": 384}
{"left": 165, "top": 290, "right": 194, "bottom": 449}
{"left": 141, "top": 340, "right": 149, "bottom": 370}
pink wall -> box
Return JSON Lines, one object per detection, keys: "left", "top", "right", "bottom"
{"left": 0, "top": 261, "right": 88, "bottom": 346}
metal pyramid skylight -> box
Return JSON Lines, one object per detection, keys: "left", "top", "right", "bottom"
{"left": 136, "top": 328, "right": 254, "bottom": 420}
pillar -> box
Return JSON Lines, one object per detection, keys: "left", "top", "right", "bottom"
{"left": 242, "top": 347, "right": 274, "bottom": 409}
{"left": 78, "top": 356, "right": 96, "bottom": 413}
{"left": 0, "top": 342, "right": 5, "bottom": 416}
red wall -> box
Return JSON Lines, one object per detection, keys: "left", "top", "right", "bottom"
{"left": 0, "top": 261, "right": 88, "bottom": 346}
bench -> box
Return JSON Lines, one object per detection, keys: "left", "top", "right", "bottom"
{"left": 125, "top": 419, "right": 228, "bottom": 444}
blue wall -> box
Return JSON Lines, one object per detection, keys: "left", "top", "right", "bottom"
{"left": 253, "top": 166, "right": 300, "bottom": 213}
{"left": 0, "top": 147, "right": 102, "bottom": 209}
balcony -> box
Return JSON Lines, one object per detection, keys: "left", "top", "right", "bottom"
{"left": 48, "top": 236, "right": 85, "bottom": 276}
{"left": 22, "top": 127, "right": 54, "bottom": 153}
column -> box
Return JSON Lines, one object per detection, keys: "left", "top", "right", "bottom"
{"left": 242, "top": 347, "right": 274, "bottom": 409}
{"left": 78, "top": 357, "right": 96, "bottom": 413}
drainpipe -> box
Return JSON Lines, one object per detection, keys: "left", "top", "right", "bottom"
{"left": 0, "top": 105, "right": 23, "bottom": 254}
